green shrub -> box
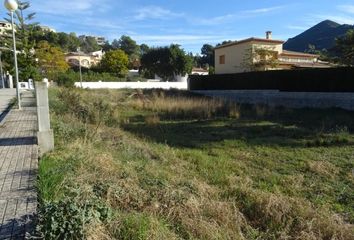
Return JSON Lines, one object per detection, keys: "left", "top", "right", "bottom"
{"left": 56, "top": 69, "right": 143, "bottom": 87}
{"left": 57, "top": 71, "right": 77, "bottom": 87}
{"left": 55, "top": 89, "right": 118, "bottom": 140}
{"left": 36, "top": 198, "right": 111, "bottom": 239}
{"left": 52, "top": 116, "right": 86, "bottom": 141}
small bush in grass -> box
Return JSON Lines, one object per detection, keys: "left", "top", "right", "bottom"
{"left": 51, "top": 115, "right": 87, "bottom": 142}
{"left": 36, "top": 198, "right": 111, "bottom": 240}
{"left": 55, "top": 89, "right": 118, "bottom": 140}
{"left": 57, "top": 90, "right": 88, "bottom": 119}
{"left": 57, "top": 71, "right": 77, "bottom": 88}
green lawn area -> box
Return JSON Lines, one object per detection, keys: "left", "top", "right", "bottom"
{"left": 37, "top": 88, "right": 354, "bottom": 239}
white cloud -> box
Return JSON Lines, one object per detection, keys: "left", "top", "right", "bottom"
{"left": 242, "top": 6, "right": 284, "bottom": 14}
{"left": 338, "top": 5, "right": 354, "bottom": 14}
{"left": 134, "top": 6, "right": 184, "bottom": 20}
{"left": 126, "top": 34, "right": 240, "bottom": 46}
{"left": 32, "top": 0, "right": 109, "bottom": 16}
{"left": 191, "top": 5, "right": 285, "bottom": 26}
{"left": 193, "top": 14, "right": 236, "bottom": 26}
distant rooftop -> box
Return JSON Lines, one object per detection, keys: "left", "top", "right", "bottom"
{"left": 280, "top": 50, "right": 319, "bottom": 58}
{"left": 215, "top": 37, "right": 284, "bottom": 50}
{"left": 192, "top": 67, "right": 209, "bottom": 72}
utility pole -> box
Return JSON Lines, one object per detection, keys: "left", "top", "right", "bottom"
{"left": 5, "top": 0, "right": 21, "bottom": 109}
{"left": 77, "top": 47, "right": 83, "bottom": 88}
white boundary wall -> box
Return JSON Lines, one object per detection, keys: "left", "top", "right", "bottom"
{"left": 75, "top": 82, "right": 188, "bottom": 90}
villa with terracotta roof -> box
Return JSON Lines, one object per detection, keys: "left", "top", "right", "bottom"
{"left": 191, "top": 67, "right": 209, "bottom": 75}
{"left": 65, "top": 50, "right": 104, "bottom": 68}
{"left": 214, "top": 31, "right": 331, "bottom": 74}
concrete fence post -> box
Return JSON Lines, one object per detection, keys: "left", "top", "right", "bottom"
{"left": 35, "top": 81, "right": 54, "bottom": 156}
{"left": 8, "top": 75, "right": 13, "bottom": 89}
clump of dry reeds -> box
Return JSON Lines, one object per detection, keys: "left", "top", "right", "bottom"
{"left": 129, "top": 90, "right": 241, "bottom": 120}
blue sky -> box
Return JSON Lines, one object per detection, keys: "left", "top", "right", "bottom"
{"left": 2, "top": 0, "right": 354, "bottom": 53}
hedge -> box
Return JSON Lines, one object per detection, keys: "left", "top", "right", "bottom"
{"left": 189, "top": 67, "right": 354, "bottom": 92}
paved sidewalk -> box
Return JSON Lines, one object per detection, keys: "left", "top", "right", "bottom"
{"left": 0, "top": 89, "right": 16, "bottom": 117}
{"left": 0, "top": 98, "right": 38, "bottom": 239}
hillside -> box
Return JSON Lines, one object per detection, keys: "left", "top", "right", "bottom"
{"left": 284, "top": 20, "right": 354, "bottom": 52}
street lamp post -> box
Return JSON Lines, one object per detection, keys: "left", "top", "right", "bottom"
{"left": 4, "top": 0, "right": 21, "bottom": 110}
{"left": 77, "top": 48, "right": 83, "bottom": 88}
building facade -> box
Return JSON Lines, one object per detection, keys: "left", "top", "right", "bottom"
{"left": 40, "top": 26, "right": 56, "bottom": 33}
{"left": 214, "top": 32, "right": 329, "bottom": 74}
{"left": 0, "top": 20, "right": 11, "bottom": 36}
{"left": 79, "top": 35, "right": 106, "bottom": 46}
{"left": 65, "top": 50, "right": 104, "bottom": 68}
{"left": 191, "top": 67, "right": 209, "bottom": 76}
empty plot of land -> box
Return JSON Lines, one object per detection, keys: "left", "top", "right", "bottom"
{"left": 37, "top": 89, "right": 354, "bottom": 239}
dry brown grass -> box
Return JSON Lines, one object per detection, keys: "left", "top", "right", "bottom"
{"left": 86, "top": 222, "right": 112, "bottom": 240}
{"left": 68, "top": 140, "right": 354, "bottom": 240}
{"left": 307, "top": 160, "right": 340, "bottom": 177}
{"left": 225, "top": 182, "right": 354, "bottom": 240}
{"left": 128, "top": 90, "right": 239, "bottom": 120}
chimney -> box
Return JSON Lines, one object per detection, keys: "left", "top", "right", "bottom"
{"left": 266, "top": 31, "right": 272, "bottom": 40}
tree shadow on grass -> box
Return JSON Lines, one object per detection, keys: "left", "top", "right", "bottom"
{"left": 121, "top": 106, "right": 354, "bottom": 149}
{"left": 122, "top": 120, "right": 353, "bottom": 149}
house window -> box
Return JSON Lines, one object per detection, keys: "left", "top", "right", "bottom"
{"left": 219, "top": 55, "right": 225, "bottom": 64}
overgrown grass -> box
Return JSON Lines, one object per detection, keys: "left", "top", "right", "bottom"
{"left": 37, "top": 88, "right": 354, "bottom": 239}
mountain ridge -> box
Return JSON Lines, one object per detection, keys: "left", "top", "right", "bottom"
{"left": 284, "top": 20, "right": 354, "bottom": 52}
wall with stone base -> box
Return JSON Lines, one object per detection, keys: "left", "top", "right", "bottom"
{"left": 193, "top": 90, "right": 354, "bottom": 111}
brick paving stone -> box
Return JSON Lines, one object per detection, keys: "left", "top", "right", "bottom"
{"left": 0, "top": 95, "right": 38, "bottom": 240}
